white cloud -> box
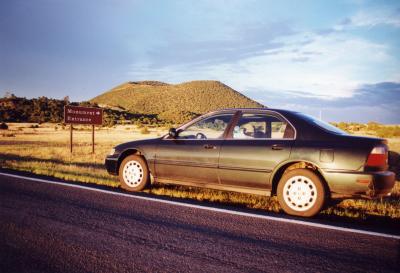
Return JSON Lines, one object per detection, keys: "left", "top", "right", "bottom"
{"left": 201, "top": 32, "right": 393, "bottom": 99}
{"left": 350, "top": 9, "right": 400, "bottom": 28}
{"left": 127, "top": 8, "right": 399, "bottom": 101}
{"left": 128, "top": 30, "right": 396, "bottom": 100}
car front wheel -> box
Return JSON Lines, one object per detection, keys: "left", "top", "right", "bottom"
{"left": 277, "top": 169, "right": 326, "bottom": 217}
{"left": 119, "top": 155, "right": 149, "bottom": 191}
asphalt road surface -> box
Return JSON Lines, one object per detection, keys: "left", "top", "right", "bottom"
{"left": 0, "top": 173, "right": 399, "bottom": 273}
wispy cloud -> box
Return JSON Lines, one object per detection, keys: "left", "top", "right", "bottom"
{"left": 348, "top": 8, "right": 400, "bottom": 28}
{"left": 318, "top": 7, "right": 400, "bottom": 35}
{"left": 142, "top": 21, "right": 294, "bottom": 68}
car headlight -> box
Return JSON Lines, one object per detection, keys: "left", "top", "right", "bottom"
{"left": 109, "top": 148, "right": 116, "bottom": 155}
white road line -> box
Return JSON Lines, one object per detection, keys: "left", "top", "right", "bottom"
{"left": 1, "top": 171, "right": 399, "bottom": 240}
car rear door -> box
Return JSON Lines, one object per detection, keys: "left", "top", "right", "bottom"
{"left": 218, "top": 111, "right": 295, "bottom": 190}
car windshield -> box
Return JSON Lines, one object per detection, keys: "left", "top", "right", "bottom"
{"left": 297, "top": 113, "right": 348, "bottom": 135}
{"left": 177, "top": 114, "right": 233, "bottom": 139}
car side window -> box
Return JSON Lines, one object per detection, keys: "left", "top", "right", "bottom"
{"left": 232, "top": 113, "right": 294, "bottom": 139}
{"left": 177, "top": 114, "right": 233, "bottom": 140}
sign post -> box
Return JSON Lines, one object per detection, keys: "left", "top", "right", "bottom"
{"left": 64, "top": 105, "right": 103, "bottom": 153}
{"left": 70, "top": 124, "right": 73, "bottom": 153}
{"left": 92, "top": 124, "right": 95, "bottom": 154}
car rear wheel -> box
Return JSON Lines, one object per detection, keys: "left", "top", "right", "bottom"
{"left": 277, "top": 169, "right": 326, "bottom": 217}
{"left": 119, "top": 155, "right": 149, "bottom": 191}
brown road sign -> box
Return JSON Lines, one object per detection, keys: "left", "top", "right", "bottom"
{"left": 64, "top": 105, "right": 103, "bottom": 125}
{"left": 64, "top": 105, "right": 103, "bottom": 153}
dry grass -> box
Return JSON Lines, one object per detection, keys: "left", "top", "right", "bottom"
{"left": 0, "top": 123, "right": 166, "bottom": 187}
{"left": 1, "top": 123, "right": 399, "bottom": 220}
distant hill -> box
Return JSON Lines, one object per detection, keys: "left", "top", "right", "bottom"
{"left": 91, "top": 80, "right": 265, "bottom": 123}
{"left": 0, "top": 81, "right": 264, "bottom": 126}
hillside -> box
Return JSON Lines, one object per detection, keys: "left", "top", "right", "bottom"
{"left": 91, "top": 80, "right": 265, "bottom": 123}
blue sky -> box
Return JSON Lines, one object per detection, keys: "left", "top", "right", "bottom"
{"left": 1, "top": 0, "right": 399, "bottom": 123}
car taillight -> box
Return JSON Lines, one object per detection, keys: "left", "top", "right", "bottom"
{"left": 365, "top": 145, "right": 388, "bottom": 171}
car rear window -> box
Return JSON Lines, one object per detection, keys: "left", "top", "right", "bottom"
{"left": 297, "top": 113, "right": 348, "bottom": 135}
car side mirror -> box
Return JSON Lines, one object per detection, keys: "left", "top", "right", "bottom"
{"left": 169, "top": 128, "right": 178, "bottom": 138}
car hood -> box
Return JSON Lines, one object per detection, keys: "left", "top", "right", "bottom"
{"left": 114, "top": 137, "right": 162, "bottom": 151}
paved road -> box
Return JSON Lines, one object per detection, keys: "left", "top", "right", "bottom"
{"left": 0, "top": 174, "right": 399, "bottom": 273}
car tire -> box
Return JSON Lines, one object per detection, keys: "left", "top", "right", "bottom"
{"left": 119, "top": 155, "right": 149, "bottom": 191}
{"left": 277, "top": 169, "right": 326, "bottom": 217}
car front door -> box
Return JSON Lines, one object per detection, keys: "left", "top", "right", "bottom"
{"left": 218, "top": 111, "right": 295, "bottom": 190}
{"left": 155, "top": 113, "right": 235, "bottom": 184}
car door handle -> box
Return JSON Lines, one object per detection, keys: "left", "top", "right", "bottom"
{"left": 203, "top": 144, "right": 216, "bottom": 150}
{"left": 271, "top": 144, "right": 284, "bottom": 150}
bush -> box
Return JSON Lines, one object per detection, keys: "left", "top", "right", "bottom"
{"left": 158, "top": 110, "right": 199, "bottom": 124}
{"left": 376, "top": 126, "right": 400, "bottom": 138}
{"left": 367, "top": 121, "right": 381, "bottom": 131}
{"left": 349, "top": 123, "right": 366, "bottom": 132}
{"left": 140, "top": 127, "right": 150, "bottom": 134}
{"left": 337, "top": 122, "right": 349, "bottom": 132}
{"left": 0, "top": 122, "right": 8, "bottom": 129}
{"left": 136, "top": 123, "right": 144, "bottom": 128}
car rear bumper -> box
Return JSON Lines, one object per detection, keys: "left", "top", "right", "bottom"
{"left": 368, "top": 171, "right": 396, "bottom": 197}
{"left": 105, "top": 155, "right": 119, "bottom": 175}
{"left": 324, "top": 170, "right": 396, "bottom": 199}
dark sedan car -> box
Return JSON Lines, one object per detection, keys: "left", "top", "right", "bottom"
{"left": 105, "top": 108, "right": 395, "bottom": 217}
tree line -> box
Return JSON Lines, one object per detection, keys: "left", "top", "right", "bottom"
{"left": 0, "top": 95, "right": 165, "bottom": 127}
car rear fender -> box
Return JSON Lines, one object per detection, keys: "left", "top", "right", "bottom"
{"left": 270, "top": 159, "right": 329, "bottom": 196}
{"left": 291, "top": 138, "right": 386, "bottom": 172}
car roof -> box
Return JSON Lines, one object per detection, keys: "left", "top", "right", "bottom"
{"left": 210, "top": 108, "right": 298, "bottom": 115}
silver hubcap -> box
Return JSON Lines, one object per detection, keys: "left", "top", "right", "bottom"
{"left": 283, "top": 175, "right": 317, "bottom": 212}
{"left": 123, "top": 160, "right": 144, "bottom": 187}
